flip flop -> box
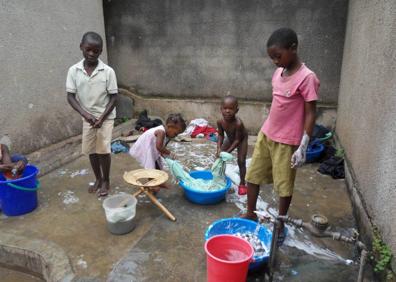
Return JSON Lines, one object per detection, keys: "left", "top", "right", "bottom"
{"left": 88, "top": 180, "right": 101, "bottom": 193}
{"left": 277, "top": 227, "right": 288, "bottom": 247}
{"left": 97, "top": 187, "right": 109, "bottom": 197}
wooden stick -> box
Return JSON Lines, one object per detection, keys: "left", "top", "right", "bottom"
{"left": 143, "top": 189, "right": 176, "bottom": 221}
{"left": 132, "top": 189, "right": 144, "bottom": 197}
{"left": 131, "top": 178, "right": 160, "bottom": 200}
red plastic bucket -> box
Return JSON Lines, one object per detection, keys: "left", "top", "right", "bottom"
{"left": 205, "top": 234, "right": 254, "bottom": 282}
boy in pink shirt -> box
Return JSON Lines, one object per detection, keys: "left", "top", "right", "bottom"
{"left": 242, "top": 28, "right": 319, "bottom": 245}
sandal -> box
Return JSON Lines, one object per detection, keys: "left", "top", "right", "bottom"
{"left": 97, "top": 187, "right": 109, "bottom": 197}
{"left": 277, "top": 227, "right": 288, "bottom": 247}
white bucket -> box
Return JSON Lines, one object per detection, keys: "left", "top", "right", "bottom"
{"left": 102, "top": 193, "right": 137, "bottom": 235}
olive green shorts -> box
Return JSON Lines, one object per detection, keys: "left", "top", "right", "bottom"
{"left": 246, "top": 131, "right": 296, "bottom": 197}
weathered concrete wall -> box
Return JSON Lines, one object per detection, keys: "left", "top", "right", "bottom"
{"left": 121, "top": 89, "right": 337, "bottom": 135}
{"left": 0, "top": 0, "right": 107, "bottom": 154}
{"left": 336, "top": 0, "right": 396, "bottom": 253}
{"left": 104, "top": 0, "right": 347, "bottom": 104}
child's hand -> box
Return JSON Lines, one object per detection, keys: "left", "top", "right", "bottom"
{"left": 160, "top": 148, "right": 171, "bottom": 157}
{"left": 15, "top": 160, "right": 26, "bottom": 173}
{"left": 83, "top": 112, "right": 97, "bottom": 126}
{"left": 93, "top": 118, "right": 104, "bottom": 128}
{"left": 291, "top": 133, "right": 309, "bottom": 168}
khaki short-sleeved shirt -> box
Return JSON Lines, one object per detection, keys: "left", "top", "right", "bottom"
{"left": 66, "top": 59, "right": 118, "bottom": 119}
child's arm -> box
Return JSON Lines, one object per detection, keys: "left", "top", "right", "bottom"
{"left": 304, "top": 101, "right": 316, "bottom": 137}
{"left": 66, "top": 67, "right": 97, "bottom": 126}
{"left": 0, "top": 145, "right": 13, "bottom": 171}
{"left": 67, "top": 93, "right": 97, "bottom": 126}
{"left": 93, "top": 68, "right": 118, "bottom": 128}
{"left": 0, "top": 145, "right": 21, "bottom": 172}
{"left": 216, "top": 120, "right": 224, "bottom": 156}
{"left": 291, "top": 101, "right": 316, "bottom": 168}
{"left": 155, "top": 130, "right": 171, "bottom": 156}
{"left": 93, "top": 94, "right": 117, "bottom": 128}
{"left": 291, "top": 72, "right": 319, "bottom": 168}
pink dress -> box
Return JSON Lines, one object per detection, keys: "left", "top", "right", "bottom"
{"left": 129, "top": 125, "right": 166, "bottom": 169}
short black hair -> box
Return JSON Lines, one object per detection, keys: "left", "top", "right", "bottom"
{"left": 81, "top": 31, "right": 103, "bottom": 47}
{"left": 222, "top": 95, "right": 238, "bottom": 107}
{"left": 267, "top": 28, "right": 298, "bottom": 49}
{"left": 166, "top": 113, "right": 187, "bottom": 131}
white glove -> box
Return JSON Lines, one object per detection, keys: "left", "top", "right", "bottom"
{"left": 291, "top": 133, "right": 310, "bottom": 168}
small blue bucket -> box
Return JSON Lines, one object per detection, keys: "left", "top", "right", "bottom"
{"left": 179, "top": 170, "right": 231, "bottom": 205}
{"left": 306, "top": 142, "right": 325, "bottom": 163}
{"left": 0, "top": 165, "right": 40, "bottom": 216}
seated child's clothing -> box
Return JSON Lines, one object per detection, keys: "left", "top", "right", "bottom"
{"left": 246, "top": 64, "right": 319, "bottom": 195}
{"left": 129, "top": 125, "right": 167, "bottom": 169}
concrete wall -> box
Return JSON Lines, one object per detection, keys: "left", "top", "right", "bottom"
{"left": 0, "top": 0, "right": 107, "bottom": 154}
{"left": 336, "top": 0, "right": 396, "bottom": 253}
{"left": 121, "top": 89, "right": 337, "bottom": 135}
{"left": 104, "top": 0, "right": 348, "bottom": 104}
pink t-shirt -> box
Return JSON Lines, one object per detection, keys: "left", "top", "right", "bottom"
{"left": 261, "top": 64, "right": 319, "bottom": 146}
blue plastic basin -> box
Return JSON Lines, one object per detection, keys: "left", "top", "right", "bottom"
{"left": 179, "top": 170, "right": 231, "bottom": 205}
{"left": 306, "top": 142, "right": 325, "bottom": 163}
{"left": 205, "top": 218, "right": 272, "bottom": 270}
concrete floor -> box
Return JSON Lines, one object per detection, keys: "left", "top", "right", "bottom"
{"left": 0, "top": 138, "right": 366, "bottom": 281}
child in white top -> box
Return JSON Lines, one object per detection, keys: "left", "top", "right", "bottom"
{"left": 129, "top": 113, "right": 186, "bottom": 170}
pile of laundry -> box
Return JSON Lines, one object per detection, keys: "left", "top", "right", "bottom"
{"left": 310, "top": 124, "right": 345, "bottom": 179}
{"left": 179, "top": 118, "right": 218, "bottom": 142}
{"left": 135, "top": 109, "right": 163, "bottom": 132}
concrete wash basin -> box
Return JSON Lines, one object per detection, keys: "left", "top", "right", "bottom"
{"left": 0, "top": 231, "right": 74, "bottom": 282}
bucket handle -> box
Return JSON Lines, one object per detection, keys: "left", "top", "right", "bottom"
{"left": 5, "top": 180, "right": 40, "bottom": 192}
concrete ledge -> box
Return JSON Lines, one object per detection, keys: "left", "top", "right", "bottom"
{"left": 120, "top": 88, "right": 337, "bottom": 134}
{"left": 0, "top": 231, "right": 75, "bottom": 282}
{"left": 27, "top": 120, "right": 136, "bottom": 177}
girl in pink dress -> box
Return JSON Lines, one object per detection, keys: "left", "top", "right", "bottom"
{"left": 129, "top": 113, "right": 186, "bottom": 170}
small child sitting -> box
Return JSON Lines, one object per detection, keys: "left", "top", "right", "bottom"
{"left": 216, "top": 95, "right": 248, "bottom": 195}
{"left": 0, "top": 144, "right": 28, "bottom": 178}
{"left": 129, "top": 113, "right": 187, "bottom": 171}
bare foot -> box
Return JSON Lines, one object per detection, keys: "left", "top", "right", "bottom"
{"left": 89, "top": 179, "right": 102, "bottom": 193}
{"left": 98, "top": 180, "right": 110, "bottom": 197}
{"left": 240, "top": 212, "right": 258, "bottom": 221}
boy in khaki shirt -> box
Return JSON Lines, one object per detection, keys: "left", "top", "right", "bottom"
{"left": 66, "top": 32, "right": 118, "bottom": 197}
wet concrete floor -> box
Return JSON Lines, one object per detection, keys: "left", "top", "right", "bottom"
{"left": 0, "top": 138, "right": 366, "bottom": 281}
